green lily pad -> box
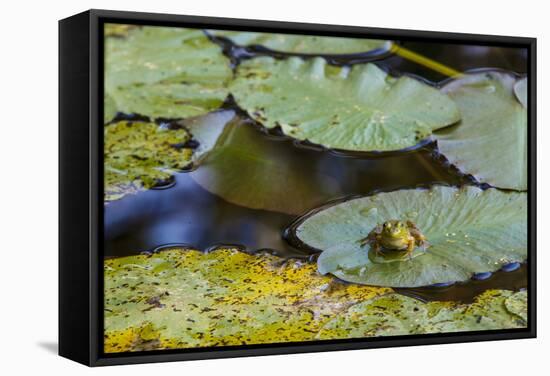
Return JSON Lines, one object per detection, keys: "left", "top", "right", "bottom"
{"left": 436, "top": 72, "right": 527, "bottom": 191}
{"left": 230, "top": 57, "right": 460, "bottom": 152}
{"left": 504, "top": 289, "right": 527, "bottom": 321}
{"left": 209, "top": 30, "right": 392, "bottom": 56}
{"left": 190, "top": 116, "right": 342, "bottom": 215}
{"left": 105, "top": 26, "right": 232, "bottom": 119}
{"left": 294, "top": 185, "right": 527, "bottom": 287}
{"left": 316, "top": 289, "right": 527, "bottom": 339}
{"left": 514, "top": 77, "right": 528, "bottom": 108}
{"left": 104, "top": 23, "right": 139, "bottom": 38}
{"left": 104, "top": 120, "right": 194, "bottom": 202}
{"left": 104, "top": 93, "right": 117, "bottom": 124}
{"left": 104, "top": 247, "right": 391, "bottom": 353}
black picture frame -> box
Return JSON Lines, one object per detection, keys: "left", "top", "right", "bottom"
{"left": 59, "top": 9, "right": 537, "bottom": 367}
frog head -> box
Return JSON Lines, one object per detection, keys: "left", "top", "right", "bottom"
{"left": 381, "top": 220, "right": 409, "bottom": 239}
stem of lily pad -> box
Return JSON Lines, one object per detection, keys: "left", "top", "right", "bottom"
{"left": 391, "top": 45, "right": 463, "bottom": 78}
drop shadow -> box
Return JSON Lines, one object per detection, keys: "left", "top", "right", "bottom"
{"left": 37, "top": 341, "right": 58, "bottom": 354}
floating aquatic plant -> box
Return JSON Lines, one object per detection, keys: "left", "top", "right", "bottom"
{"left": 104, "top": 93, "right": 117, "bottom": 124}
{"left": 292, "top": 185, "right": 527, "bottom": 287}
{"left": 104, "top": 121, "right": 194, "bottom": 202}
{"left": 316, "top": 289, "right": 527, "bottom": 339}
{"left": 104, "top": 247, "right": 526, "bottom": 352}
{"left": 104, "top": 247, "right": 391, "bottom": 352}
{"left": 105, "top": 26, "right": 232, "bottom": 119}
{"left": 104, "top": 23, "right": 139, "bottom": 38}
{"left": 436, "top": 72, "right": 527, "bottom": 190}
{"left": 208, "top": 30, "right": 392, "bottom": 56}
{"left": 514, "top": 77, "right": 528, "bottom": 108}
{"left": 178, "top": 110, "right": 236, "bottom": 162}
{"left": 230, "top": 57, "right": 460, "bottom": 152}
{"left": 191, "top": 116, "right": 342, "bottom": 215}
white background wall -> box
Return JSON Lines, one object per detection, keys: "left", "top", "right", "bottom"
{"left": 1, "top": 0, "right": 546, "bottom": 374}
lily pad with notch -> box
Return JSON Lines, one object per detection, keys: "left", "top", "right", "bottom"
{"left": 230, "top": 57, "right": 461, "bottom": 152}
{"left": 105, "top": 26, "right": 232, "bottom": 120}
{"left": 291, "top": 185, "right": 527, "bottom": 287}
{"left": 435, "top": 71, "right": 527, "bottom": 191}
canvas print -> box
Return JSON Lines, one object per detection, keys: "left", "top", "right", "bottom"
{"left": 102, "top": 23, "right": 528, "bottom": 354}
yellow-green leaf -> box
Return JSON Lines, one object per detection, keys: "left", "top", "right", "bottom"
{"left": 104, "top": 247, "right": 391, "bottom": 353}
{"left": 316, "top": 289, "right": 527, "bottom": 339}
{"left": 104, "top": 121, "right": 194, "bottom": 202}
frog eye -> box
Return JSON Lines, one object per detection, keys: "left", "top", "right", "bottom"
{"left": 384, "top": 222, "right": 392, "bottom": 229}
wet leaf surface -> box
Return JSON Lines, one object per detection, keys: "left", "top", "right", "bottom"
{"left": 104, "top": 121, "right": 194, "bottom": 202}
{"left": 436, "top": 72, "right": 527, "bottom": 190}
{"left": 105, "top": 26, "right": 232, "bottom": 119}
{"left": 514, "top": 77, "right": 527, "bottom": 108}
{"left": 230, "top": 57, "right": 460, "bottom": 152}
{"left": 294, "top": 185, "right": 527, "bottom": 287}
{"left": 317, "top": 289, "right": 526, "bottom": 339}
{"left": 191, "top": 117, "right": 343, "bottom": 215}
{"left": 105, "top": 23, "right": 139, "bottom": 38}
{"left": 209, "top": 30, "right": 392, "bottom": 55}
{"left": 104, "top": 93, "right": 117, "bottom": 124}
{"left": 504, "top": 289, "right": 527, "bottom": 321}
{"left": 104, "top": 248, "right": 526, "bottom": 352}
{"left": 104, "top": 247, "right": 391, "bottom": 352}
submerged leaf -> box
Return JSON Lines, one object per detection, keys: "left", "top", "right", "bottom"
{"left": 105, "top": 26, "right": 232, "bottom": 119}
{"left": 230, "top": 57, "right": 460, "bottom": 152}
{"left": 104, "top": 121, "right": 194, "bottom": 202}
{"left": 179, "top": 110, "right": 236, "bottom": 162}
{"left": 317, "top": 289, "right": 527, "bottom": 339}
{"left": 191, "top": 117, "right": 342, "bottom": 215}
{"left": 104, "top": 247, "right": 391, "bottom": 352}
{"left": 209, "top": 30, "right": 392, "bottom": 56}
{"left": 294, "top": 185, "right": 527, "bottom": 287}
{"left": 436, "top": 72, "right": 527, "bottom": 190}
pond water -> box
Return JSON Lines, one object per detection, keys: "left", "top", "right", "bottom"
{"left": 104, "top": 37, "right": 527, "bottom": 303}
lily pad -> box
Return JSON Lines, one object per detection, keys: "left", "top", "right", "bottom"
{"left": 316, "top": 289, "right": 527, "bottom": 339}
{"left": 436, "top": 72, "right": 527, "bottom": 191}
{"left": 294, "top": 185, "right": 527, "bottom": 287}
{"left": 230, "top": 57, "right": 460, "bottom": 152}
{"left": 190, "top": 116, "right": 342, "bottom": 215}
{"left": 208, "top": 30, "right": 392, "bottom": 56}
{"left": 104, "top": 23, "right": 139, "bottom": 38}
{"left": 514, "top": 77, "right": 528, "bottom": 108}
{"left": 104, "top": 121, "right": 194, "bottom": 202}
{"left": 504, "top": 289, "right": 527, "bottom": 321}
{"left": 179, "top": 110, "right": 236, "bottom": 162}
{"left": 104, "top": 93, "right": 117, "bottom": 124}
{"left": 104, "top": 247, "right": 391, "bottom": 353}
{"left": 105, "top": 26, "right": 232, "bottom": 119}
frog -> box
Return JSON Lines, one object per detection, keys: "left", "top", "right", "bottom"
{"left": 359, "top": 220, "right": 428, "bottom": 257}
